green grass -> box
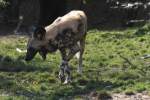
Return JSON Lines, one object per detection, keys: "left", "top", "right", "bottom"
{"left": 0, "top": 24, "right": 150, "bottom": 99}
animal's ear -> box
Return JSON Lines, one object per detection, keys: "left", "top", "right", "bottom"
{"left": 33, "top": 26, "right": 46, "bottom": 40}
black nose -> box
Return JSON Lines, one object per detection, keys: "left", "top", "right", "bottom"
{"left": 25, "top": 57, "right": 31, "bottom": 61}
{"left": 25, "top": 54, "right": 34, "bottom": 61}
{"left": 25, "top": 47, "right": 38, "bottom": 61}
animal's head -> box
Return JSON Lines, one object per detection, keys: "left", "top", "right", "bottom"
{"left": 38, "top": 40, "right": 58, "bottom": 60}
{"left": 25, "top": 26, "right": 47, "bottom": 61}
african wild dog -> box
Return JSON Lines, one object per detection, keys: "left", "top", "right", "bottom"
{"left": 25, "top": 10, "right": 87, "bottom": 84}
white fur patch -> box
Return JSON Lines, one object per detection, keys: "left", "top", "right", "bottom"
{"left": 75, "top": 52, "right": 80, "bottom": 59}
{"left": 16, "top": 48, "right": 27, "bottom": 53}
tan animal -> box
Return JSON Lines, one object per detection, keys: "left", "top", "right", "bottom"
{"left": 25, "top": 10, "right": 87, "bottom": 84}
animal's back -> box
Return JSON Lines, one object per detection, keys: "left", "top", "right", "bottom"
{"left": 45, "top": 10, "right": 87, "bottom": 40}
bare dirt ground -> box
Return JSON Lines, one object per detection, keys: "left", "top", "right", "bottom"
{"left": 87, "top": 91, "right": 150, "bottom": 100}
{"left": 112, "top": 93, "right": 150, "bottom": 100}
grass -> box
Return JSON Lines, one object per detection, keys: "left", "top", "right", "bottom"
{"left": 0, "top": 24, "right": 150, "bottom": 99}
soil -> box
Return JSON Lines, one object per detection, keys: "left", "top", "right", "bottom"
{"left": 87, "top": 91, "right": 150, "bottom": 100}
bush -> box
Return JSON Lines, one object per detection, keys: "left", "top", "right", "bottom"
{"left": 135, "top": 23, "right": 150, "bottom": 36}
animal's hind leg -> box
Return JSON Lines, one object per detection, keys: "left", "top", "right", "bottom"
{"left": 77, "top": 37, "right": 85, "bottom": 74}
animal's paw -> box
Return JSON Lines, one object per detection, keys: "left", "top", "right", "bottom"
{"left": 63, "top": 78, "right": 72, "bottom": 84}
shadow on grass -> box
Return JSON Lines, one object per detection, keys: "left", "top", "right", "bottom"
{"left": 0, "top": 55, "right": 51, "bottom": 72}
{"left": 0, "top": 75, "right": 45, "bottom": 99}
{"left": 0, "top": 79, "right": 121, "bottom": 99}
{"left": 50, "top": 80, "right": 122, "bottom": 99}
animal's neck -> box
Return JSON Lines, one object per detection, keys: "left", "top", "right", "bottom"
{"left": 45, "top": 25, "right": 58, "bottom": 41}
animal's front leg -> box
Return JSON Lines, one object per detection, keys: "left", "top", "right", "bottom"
{"left": 59, "top": 60, "right": 71, "bottom": 84}
{"left": 59, "top": 45, "right": 80, "bottom": 84}
{"left": 59, "top": 48, "right": 72, "bottom": 84}
{"left": 59, "top": 60, "right": 66, "bottom": 83}
{"left": 63, "top": 62, "right": 71, "bottom": 84}
{"left": 64, "top": 45, "right": 81, "bottom": 83}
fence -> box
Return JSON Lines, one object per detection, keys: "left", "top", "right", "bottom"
{"left": 0, "top": 0, "right": 149, "bottom": 29}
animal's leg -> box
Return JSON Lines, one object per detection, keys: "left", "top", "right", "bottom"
{"left": 77, "top": 38, "right": 85, "bottom": 74}
{"left": 59, "top": 60, "right": 66, "bottom": 83}
{"left": 59, "top": 49, "right": 67, "bottom": 83}
{"left": 60, "top": 44, "right": 80, "bottom": 84}
{"left": 64, "top": 44, "right": 80, "bottom": 84}
{"left": 59, "top": 48, "right": 72, "bottom": 84}
{"left": 66, "top": 44, "right": 80, "bottom": 61}
{"left": 63, "top": 63, "right": 71, "bottom": 84}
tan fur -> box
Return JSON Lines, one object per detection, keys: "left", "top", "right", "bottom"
{"left": 45, "top": 10, "right": 87, "bottom": 41}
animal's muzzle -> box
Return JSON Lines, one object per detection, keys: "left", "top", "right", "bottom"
{"left": 25, "top": 47, "right": 38, "bottom": 61}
